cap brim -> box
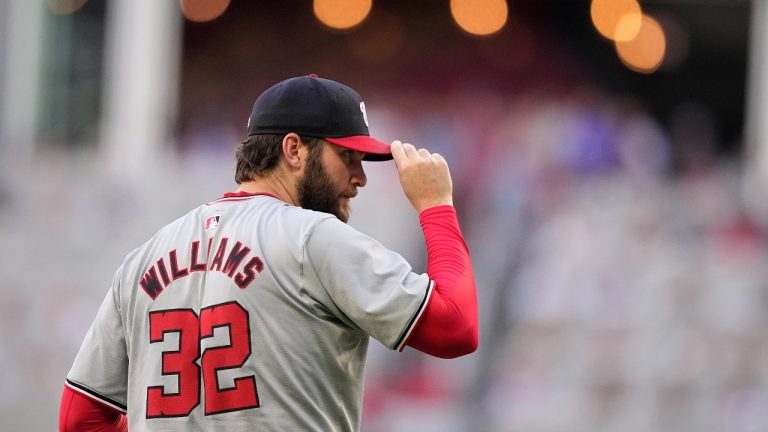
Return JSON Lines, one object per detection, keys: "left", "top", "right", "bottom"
{"left": 325, "top": 136, "right": 393, "bottom": 161}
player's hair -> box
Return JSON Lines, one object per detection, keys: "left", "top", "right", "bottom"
{"left": 235, "top": 134, "right": 324, "bottom": 184}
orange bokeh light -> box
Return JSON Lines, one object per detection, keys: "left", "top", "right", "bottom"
{"left": 591, "top": 0, "right": 642, "bottom": 42}
{"left": 615, "top": 15, "right": 666, "bottom": 73}
{"left": 450, "top": 0, "right": 508, "bottom": 37}
{"left": 180, "top": 0, "right": 230, "bottom": 23}
{"left": 314, "top": 0, "right": 373, "bottom": 30}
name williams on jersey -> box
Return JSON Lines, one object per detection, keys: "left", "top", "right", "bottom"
{"left": 139, "top": 237, "right": 264, "bottom": 299}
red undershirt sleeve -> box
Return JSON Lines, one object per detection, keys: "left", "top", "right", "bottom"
{"left": 60, "top": 385, "right": 127, "bottom": 432}
{"left": 404, "top": 205, "right": 479, "bottom": 359}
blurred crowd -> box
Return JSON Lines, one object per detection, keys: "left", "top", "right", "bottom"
{"left": 356, "top": 86, "right": 768, "bottom": 432}
{"left": 2, "top": 82, "right": 767, "bottom": 432}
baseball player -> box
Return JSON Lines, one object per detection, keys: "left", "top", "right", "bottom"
{"left": 59, "top": 75, "right": 478, "bottom": 432}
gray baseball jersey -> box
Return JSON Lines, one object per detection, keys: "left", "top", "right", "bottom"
{"left": 66, "top": 192, "right": 434, "bottom": 431}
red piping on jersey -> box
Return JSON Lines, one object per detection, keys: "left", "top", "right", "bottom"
{"left": 207, "top": 191, "right": 281, "bottom": 205}
{"left": 403, "top": 205, "right": 478, "bottom": 359}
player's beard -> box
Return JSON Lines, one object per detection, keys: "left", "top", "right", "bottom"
{"left": 298, "top": 147, "right": 349, "bottom": 223}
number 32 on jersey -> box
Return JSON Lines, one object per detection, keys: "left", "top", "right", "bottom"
{"left": 146, "top": 301, "right": 259, "bottom": 418}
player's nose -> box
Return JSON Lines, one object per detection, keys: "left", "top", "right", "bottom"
{"left": 351, "top": 161, "right": 367, "bottom": 188}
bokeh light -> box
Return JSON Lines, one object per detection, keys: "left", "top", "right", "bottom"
{"left": 616, "top": 15, "right": 667, "bottom": 74}
{"left": 591, "top": 0, "right": 642, "bottom": 42}
{"left": 450, "top": 0, "right": 508, "bottom": 37}
{"left": 180, "top": 0, "right": 230, "bottom": 23}
{"left": 47, "top": 0, "right": 88, "bottom": 15}
{"left": 314, "top": 0, "right": 373, "bottom": 30}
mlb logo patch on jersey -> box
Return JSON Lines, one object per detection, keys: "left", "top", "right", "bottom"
{"left": 205, "top": 215, "right": 221, "bottom": 231}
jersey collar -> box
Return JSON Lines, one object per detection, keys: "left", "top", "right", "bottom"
{"left": 207, "top": 191, "right": 282, "bottom": 206}
{"left": 222, "top": 191, "right": 280, "bottom": 199}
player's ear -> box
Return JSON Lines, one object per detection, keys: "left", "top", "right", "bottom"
{"left": 281, "top": 133, "right": 304, "bottom": 170}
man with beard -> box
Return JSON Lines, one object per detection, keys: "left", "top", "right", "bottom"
{"left": 60, "top": 75, "right": 478, "bottom": 432}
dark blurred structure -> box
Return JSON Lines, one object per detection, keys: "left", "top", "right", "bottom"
{"left": 176, "top": 0, "right": 749, "bottom": 159}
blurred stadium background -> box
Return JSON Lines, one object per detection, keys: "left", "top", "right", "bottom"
{"left": 1, "top": 0, "right": 767, "bottom": 430}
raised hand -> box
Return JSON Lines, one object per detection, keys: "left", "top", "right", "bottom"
{"left": 390, "top": 140, "right": 454, "bottom": 213}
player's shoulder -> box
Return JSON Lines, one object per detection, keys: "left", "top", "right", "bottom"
{"left": 304, "top": 213, "right": 374, "bottom": 251}
{"left": 235, "top": 194, "right": 337, "bottom": 230}
{"left": 235, "top": 197, "right": 358, "bottom": 246}
{"left": 281, "top": 204, "right": 338, "bottom": 226}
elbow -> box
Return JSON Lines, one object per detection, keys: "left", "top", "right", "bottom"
{"left": 433, "top": 323, "right": 479, "bottom": 359}
{"left": 453, "top": 326, "right": 479, "bottom": 358}
{"left": 406, "top": 300, "right": 479, "bottom": 359}
{"left": 464, "top": 329, "right": 479, "bottom": 355}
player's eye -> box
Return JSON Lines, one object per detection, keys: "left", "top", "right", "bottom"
{"left": 340, "top": 149, "right": 365, "bottom": 165}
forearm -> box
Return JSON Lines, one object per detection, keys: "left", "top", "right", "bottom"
{"left": 405, "top": 205, "right": 478, "bottom": 358}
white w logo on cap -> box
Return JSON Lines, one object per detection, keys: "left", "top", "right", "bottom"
{"left": 360, "top": 101, "right": 369, "bottom": 128}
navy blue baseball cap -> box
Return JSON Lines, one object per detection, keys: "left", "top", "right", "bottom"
{"left": 247, "top": 74, "right": 392, "bottom": 161}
